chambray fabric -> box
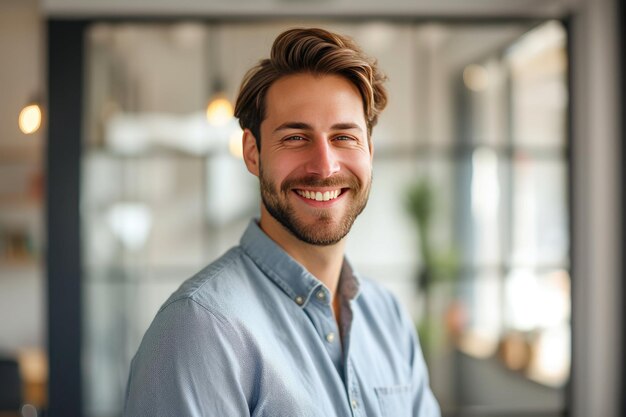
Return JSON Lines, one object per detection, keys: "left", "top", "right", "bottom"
{"left": 124, "top": 220, "right": 440, "bottom": 417}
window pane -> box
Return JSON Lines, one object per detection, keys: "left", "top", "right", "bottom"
{"left": 510, "top": 156, "right": 569, "bottom": 267}
{"left": 504, "top": 268, "right": 571, "bottom": 386}
{"left": 507, "top": 22, "right": 568, "bottom": 148}
{"left": 472, "top": 148, "right": 502, "bottom": 264}
{"left": 82, "top": 154, "right": 208, "bottom": 269}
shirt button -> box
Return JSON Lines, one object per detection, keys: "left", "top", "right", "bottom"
{"left": 316, "top": 290, "right": 326, "bottom": 301}
{"left": 325, "top": 332, "right": 336, "bottom": 343}
{"left": 351, "top": 399, "right": 358, "bottom": 409}
{"left": 295, "top": 296, "right": 304, "bottom": 305}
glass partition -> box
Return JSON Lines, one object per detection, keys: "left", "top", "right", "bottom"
{"left": 82, "top": 20, "right": 569, "bottom": 417}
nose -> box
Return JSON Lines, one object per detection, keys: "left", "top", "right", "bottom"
{"left": 304, "top": 139, "right": 340, "bottom": 178}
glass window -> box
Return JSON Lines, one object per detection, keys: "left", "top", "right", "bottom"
{"left": 82, "top": 20, "right": 570, "bottom": 417}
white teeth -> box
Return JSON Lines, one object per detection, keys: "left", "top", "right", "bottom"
{"left": 296, "top": 189, "right": 342, "bottom": 202}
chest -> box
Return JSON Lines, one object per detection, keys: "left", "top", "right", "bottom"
{"left": 242, "top": 303, "right": 415, "bottom": 417}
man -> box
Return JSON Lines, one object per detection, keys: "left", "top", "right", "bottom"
{"left": 124, "top": 27, "right": 440, "bottom": 417}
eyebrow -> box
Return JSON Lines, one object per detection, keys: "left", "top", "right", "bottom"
{"left": 273, "top": 122, "right": 364, "bottom": 134}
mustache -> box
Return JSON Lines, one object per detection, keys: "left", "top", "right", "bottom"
{"left": 280, "top": 175, "right": 360, "bottom": 193}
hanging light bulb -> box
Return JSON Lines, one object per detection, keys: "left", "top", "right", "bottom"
{"left": 204, "top": 27, "right": 233, "bottom": 128}
{"left": 463, "top": 64, "right": 489, "bottom": 92}
{"left": 19, "top": 102, "right": 42, "bottom": 134}
{"left": 206, "top": 92, "right": 233, "bottom": 127}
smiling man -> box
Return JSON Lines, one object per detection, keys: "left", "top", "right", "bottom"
{"left": 124, "top": 28, "right": 440, "bottom": 417}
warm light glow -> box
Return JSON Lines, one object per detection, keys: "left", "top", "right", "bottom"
{"left": 19, "top": 104, "right": 42, "bottom": 134}
{"left": 457, "top": 331, "right": 498, "bottom": 359}
{"left": 463, "top": 64, "right": 489, "bottom": 92}
{"left": 228, "top": 128, "right": 244, "bottom": 159}
{"left": 206, "top": 96, "right": 234, "bottom": 126}
{"left": 526, "top": 325, "right": 570, "bottom": 386}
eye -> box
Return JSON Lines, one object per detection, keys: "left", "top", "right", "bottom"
{"left": 334, "top": 135, "right": 356, "bottom": 142}
{"left": 284, "top": 135, "right": 306, "bottom": 142}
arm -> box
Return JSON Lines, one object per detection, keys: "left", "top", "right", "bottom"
{"left": 123, "top": 298, "right": 252, "bottom": 417}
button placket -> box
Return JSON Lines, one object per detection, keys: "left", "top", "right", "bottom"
{"left": 346, "top": 360, "right": 363, "bottom": 416}
{"left": 304, "top": 290, "right": 343, "bottom": 374}
{"left": 350, "top": 398, "right": 358, "bottom": 410}
{"left": 312, "top": 287, "right": 336, "bottom": 345}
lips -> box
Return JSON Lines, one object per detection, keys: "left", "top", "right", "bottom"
{"left": 295, "top": 189, "right": 342, "bottom": 201}
{"left": 281, "top": 175, "right": 359, "bottom": 206}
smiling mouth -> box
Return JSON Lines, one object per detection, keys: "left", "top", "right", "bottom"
{"left": 295, "top": 189, "right": 343, "bottom": 202}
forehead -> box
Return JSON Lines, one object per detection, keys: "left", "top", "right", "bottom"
{"left": 262, "top": 73, "right": 367, "bottom": 130}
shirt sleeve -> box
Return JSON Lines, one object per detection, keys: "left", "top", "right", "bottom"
{"left": 123, "top": 297, "right": 253, "bottom": 417}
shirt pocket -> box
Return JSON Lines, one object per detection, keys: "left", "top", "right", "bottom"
{"left": 374, "top": 384, "right": 413, "bottom": 417}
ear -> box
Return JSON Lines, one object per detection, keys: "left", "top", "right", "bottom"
{"left": 368, "top": 138, "right": 375, "bottom": 162}
{"left": 242, "top": 129, "right": 260, "bottom": 177}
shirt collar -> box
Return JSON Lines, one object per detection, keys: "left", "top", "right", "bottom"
{"left": 239, "top": 220, "right": 361, "bottom": 307}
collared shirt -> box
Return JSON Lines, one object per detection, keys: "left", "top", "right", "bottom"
{"left": 124, "top": 220, "right": 441, "bottom": 417}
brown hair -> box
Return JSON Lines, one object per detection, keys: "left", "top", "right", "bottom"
{"left": 234, "top": 27, "right": 388, "bottom": 149}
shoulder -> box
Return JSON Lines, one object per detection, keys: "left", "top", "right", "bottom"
{"left": 139, "top": 243, "right": 276, "bottom": 350}
{"left": 159, "top": 246, "right": 256, "bottom": 316}
{"left": 127, "top": 248, "right": 259, "bottom": 386}
{"left": 134, "top": 246, "right": 264, "bottom": 350}
{"left": 125, "top": 246, "right": 265, "bottom": 414}
{"left": 126, "top": 296, "right": 255, "bottom": 416}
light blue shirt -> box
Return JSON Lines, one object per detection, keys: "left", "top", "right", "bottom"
{"left": 124, "top": 220, "right": 440, "bottom": 417}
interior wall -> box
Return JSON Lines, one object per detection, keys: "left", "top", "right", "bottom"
{"left": 570, "top": 0, "right": 622, "bottom": 416}
{"left": 0, "top": 0, "right": 45, "bottom": 354}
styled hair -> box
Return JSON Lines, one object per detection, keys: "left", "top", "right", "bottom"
{"left": 234, "top": 27, "right": 388, "bottom": 149}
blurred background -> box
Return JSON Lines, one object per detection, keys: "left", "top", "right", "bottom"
{"left": 0, "top": 0, "right": 622, "bottom": 416}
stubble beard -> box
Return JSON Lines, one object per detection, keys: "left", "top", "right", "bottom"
{"left": 259, "top": 164, "right": 371, "bottom": 246}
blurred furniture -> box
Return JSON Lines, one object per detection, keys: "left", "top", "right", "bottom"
{"left": 0, "top": 357, "right": 22, "bottom": 414}
{"left": 17, "top": 349, "right": 47, "bottom": 411}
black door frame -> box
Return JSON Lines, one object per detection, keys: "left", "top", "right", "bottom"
{"left": 46, "top": 19, "right": 88, "bottom": 417}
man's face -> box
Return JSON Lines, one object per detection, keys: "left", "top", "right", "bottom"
{"left": 244, "top": 73, "right": 373, "bottom": 246}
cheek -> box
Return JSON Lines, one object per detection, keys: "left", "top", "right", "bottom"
{"left": 261, "top": 155, "right": 300, "bottom": 183}
{"left": 276, "top": 154, "right": 309, "bottom": 175}
{"left": 346, "top": 157, "right": 373, "bottom": 181}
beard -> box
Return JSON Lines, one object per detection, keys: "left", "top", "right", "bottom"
{"left": 259, "top": 164, "right": 371, "bottom": 246}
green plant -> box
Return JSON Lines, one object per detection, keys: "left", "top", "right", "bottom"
{"left": 405, "top": 178, "right": 459, "bottom": 289}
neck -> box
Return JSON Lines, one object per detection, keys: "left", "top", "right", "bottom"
{"left": 258, "top": 209, "right": 345, "bottom": 296}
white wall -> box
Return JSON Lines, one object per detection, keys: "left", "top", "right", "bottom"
{"left": 0, "top": 0, "right": 43, "bottom": 147}
{"left": 570, "top": 0, "right": 622, "bottom": 416}
{"left": 0, "top": 0, "right": 45, "bottom": 353}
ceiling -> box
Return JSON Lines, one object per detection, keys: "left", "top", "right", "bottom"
{"left": 41, "top": 0, "right": 573, "bottom": 19}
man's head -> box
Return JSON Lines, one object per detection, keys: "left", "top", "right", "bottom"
{"left": 235, "top": 28, "right": 388, "bottom": 246}
{"left": 235, "top": 27, "right": 387, "bottom": 149}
